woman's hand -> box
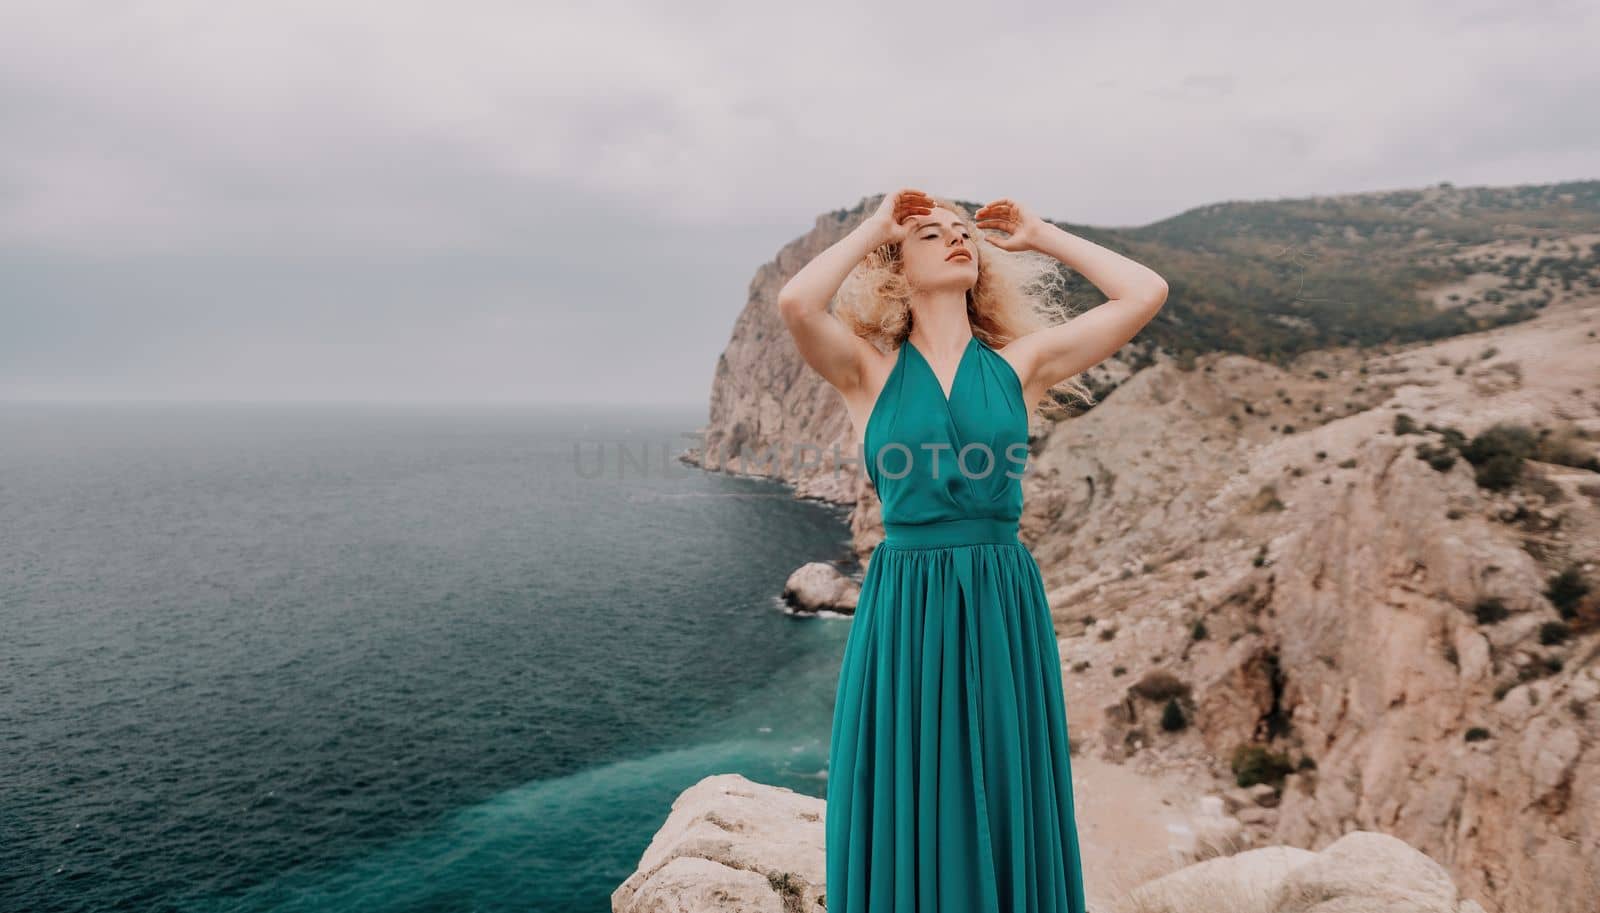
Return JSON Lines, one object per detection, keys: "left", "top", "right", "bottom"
{"left": 861, "top": 188, "right": 935, "bottom": 246}
{"left": 975, "top": 198, "right": 1047, "bottom": 252}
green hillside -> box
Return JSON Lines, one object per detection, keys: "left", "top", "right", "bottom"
{"left": 833, "top": 180, "right": 1600, "bottom": 366}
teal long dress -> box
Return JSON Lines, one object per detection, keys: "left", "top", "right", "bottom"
{"left": 825, "top": 333, "right": 1088, "bottom": 913}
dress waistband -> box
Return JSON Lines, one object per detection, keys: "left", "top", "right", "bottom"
{"left": 881, "top": 517, "right": 1021, "bottom": 549}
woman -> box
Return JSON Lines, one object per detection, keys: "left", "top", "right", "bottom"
{"left": 777, "top": 188, "right": 1168, "bottom": 912}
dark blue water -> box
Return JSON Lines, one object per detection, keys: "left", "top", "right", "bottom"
{"left": 0, "top": 402, "right": 856, "bottom": 912}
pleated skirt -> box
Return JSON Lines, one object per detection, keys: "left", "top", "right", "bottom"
{"left": 824, "top": 533, "right": 1088, "bottom": 913}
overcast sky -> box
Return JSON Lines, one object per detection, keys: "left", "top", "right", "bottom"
{"left": 1, "top": 0, "right": 1595, "bottom": 406}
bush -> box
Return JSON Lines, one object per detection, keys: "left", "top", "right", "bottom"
{"left": 1160, "top": 698, "right": 1188, "bottom": 732}
{"left": 1461, "top": 423, "right": 1538, "bottom": 491}
{"left": 1539, "top": 621, "right": 1571, "bottom": 645}
{"left": 1546, "top": 566, "right": 1590, "bottom": 619}
{"left": 1475, "top": 453, "right": 1523, "bottom": 491}
{"left": 1231, "top": 744, "right": 1294, "bottom": 788}
{"left": 1416, "top": 441, "right": 1457, "bottom": 471}
{"left": 1473, "top": 597, "right": 1510, "bottom": 624}
{"left": 1131, "top": 670, "right": 1192, "bottom": 702}
{"left": 1426, "top": 424, "right": 1469, "bottom": 449}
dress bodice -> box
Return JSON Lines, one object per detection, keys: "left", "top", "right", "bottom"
{"left": 863, "top": 335, "right": 1030, "bottom": 546}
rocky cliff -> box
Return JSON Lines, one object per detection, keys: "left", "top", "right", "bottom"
{"left": 1024, "top": 297, "right": 1600, "bottom": 913}
{"left": 613, "top": 773, "right": 1491, "bottom": 913}
{"left": 665, "top": 184, "right": 1600, "bottom": 913}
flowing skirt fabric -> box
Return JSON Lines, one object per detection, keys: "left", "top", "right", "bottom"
{"left": 825, "top": 539, "right": 1088, "bottom": 913}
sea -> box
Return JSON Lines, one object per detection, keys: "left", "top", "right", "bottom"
{"left": 0, "top": 401, "right": 856, "bottom": 912}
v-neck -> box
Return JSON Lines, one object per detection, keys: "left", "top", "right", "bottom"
{"left": 904, "top": 334, "right": 978, "bottom": 405}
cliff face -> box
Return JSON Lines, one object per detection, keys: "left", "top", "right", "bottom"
{"left": 613, "top": 773, "right": 1491, "bottom": 913}
{"left": 681, "top": 202, "right": 871, "bottom": 506}
{"left": 675, "top": 188, "right": 1600, "bottom": 913}
{"left": 1018, "top": 296, "right": 1600, "bottom": 913}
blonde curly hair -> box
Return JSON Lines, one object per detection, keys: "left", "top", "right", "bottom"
{"left": 833, "top": 193, "right": 1096, "bottom": 410}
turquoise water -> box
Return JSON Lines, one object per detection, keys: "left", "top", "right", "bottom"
{"left": 0, "top": 402, "right": 855, "bottom": 912}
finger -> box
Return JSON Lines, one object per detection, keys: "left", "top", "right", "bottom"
{"left": 897, "top": 190, "right": 931, "bottom": 209}
{"left": 895, "top": 204, "right": 933, "bottom": 223}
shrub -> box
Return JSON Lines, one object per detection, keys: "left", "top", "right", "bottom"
{"left": 1539, "top": 621, "right": 1571, "bottom": 645}
{"left": 1475, "top": 453, "right": 1523, "bottom": 491}
{"left": 1416, "top": 441, "right": 1457, "bottom": 471}
{"left": 1131, "top": 670, "right": 1191, "bottom": 702}
{"left": 1231, "top": 744, "right": 1294, "bottom": 788}
{"left": 1161, "top": 698, "right": 1188, "bottom": 732}
{"left": 1473, "top": 597, "right": 1510, "bottom": 624}
{"left": 1461, "top": 423, "right": 1538, "bottom": 491}
{"left": 1546, "top": 566, "right": 1590, "bottom": 620}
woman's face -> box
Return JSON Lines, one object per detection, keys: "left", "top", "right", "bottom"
{"left": 901, "top": 206, "right": 979, "bottom": 290}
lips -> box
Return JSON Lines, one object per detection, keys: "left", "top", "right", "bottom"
{"left": 947, "top": 250, "right": 971, "bottom": 261}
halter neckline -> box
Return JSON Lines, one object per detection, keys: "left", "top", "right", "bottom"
{"left": 903, "top": 334, "right": 978, "bottom": 404}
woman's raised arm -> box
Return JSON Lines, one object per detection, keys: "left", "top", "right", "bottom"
{"left": 777, "top": 189, "right": 932, "bottom": 395}
{"left": 977, "top": 197, "right": 1169, "bottom": 397}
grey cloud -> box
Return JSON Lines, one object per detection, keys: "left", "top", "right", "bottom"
{"left": 0, "top": 0, "right": 1595, "bottom": 402}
